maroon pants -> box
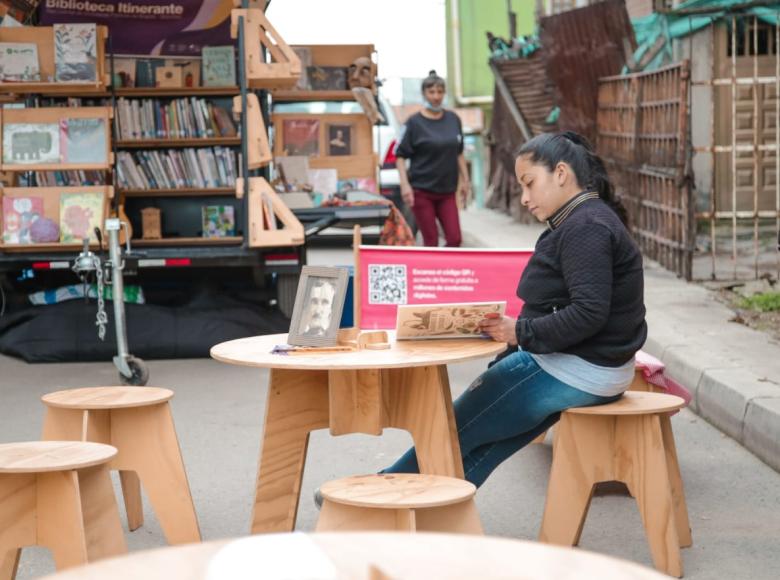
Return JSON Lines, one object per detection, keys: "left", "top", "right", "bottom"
{"left": 412, "top": 189, "right": 462, "bottom": 247}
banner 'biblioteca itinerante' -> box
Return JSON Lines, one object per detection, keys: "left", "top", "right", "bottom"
{"left": 39, "top": 0, "right": 233, "bottom": 56}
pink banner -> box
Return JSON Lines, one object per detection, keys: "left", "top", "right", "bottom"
{"left": 359, "top": 246, "right": 533, "bottom": 330}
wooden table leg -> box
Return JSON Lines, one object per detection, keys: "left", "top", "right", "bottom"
{"left": 251, "top": 369, "right": 329, "bottom": 534}
{"left": 384, "top": 365, "right": 464, "bottom": 478}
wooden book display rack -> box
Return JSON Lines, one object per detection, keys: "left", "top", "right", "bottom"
{"left": 230, "top": 8, "right": 301, "bottom": 90}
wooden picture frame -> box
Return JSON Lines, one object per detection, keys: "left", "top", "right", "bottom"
{"left": 288, "top": 265, "right": 348, "bottom": 347}
{"left": 327, "top": 123, "right": 352, "bottom": 156}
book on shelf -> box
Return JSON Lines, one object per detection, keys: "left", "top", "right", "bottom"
{"left": 201, "top": 205, "right": 235, "bottom": 238}
{"left": 21, "top": 170, "right": 107, "bottom": 187}
{"left": 60, "top": 117, "right": 107, "bottom": 164}
{"left": 116, "top": 147, "right": 237, "bottom": 191}
{"left": 2, "top": 123, "right": 60, "bottom": 165}
{"left": 115, "top": 97, "right": 236, "bottom": 141}
{"left": 2, "top": 196, "right": 43, "bottom": 244}
{"left": 202, "top": 46, "right": 236, "bottom": 87}
{"left": 54, "top": 23, "right": 98, "bottom": 83}
{"left": 0, "top": 42, "right": 40, "bottom": 82}
{"left": 59, "top": 191, "right": 104, "bottom": 243}
{"left": 135, "top": 58, "right": 166, "bottom": 88}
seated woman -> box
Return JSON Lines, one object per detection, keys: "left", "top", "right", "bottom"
{"left": 383, "top": 131, "right": 648, "bottom": 486}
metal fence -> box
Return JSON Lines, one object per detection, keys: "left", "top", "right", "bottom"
{"left": 691, "top": 16, "right": 780, "bottom": 281}
{"left": 597, "top": 62, "right": 694, "bottom": 279}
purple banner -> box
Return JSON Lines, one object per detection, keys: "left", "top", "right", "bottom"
{"left": 38, "top": 0, "right": 234, "bottom": 56}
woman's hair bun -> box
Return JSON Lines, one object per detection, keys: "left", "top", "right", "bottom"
{"left": 428, "top": 69, "right": 437, "bottom": 76}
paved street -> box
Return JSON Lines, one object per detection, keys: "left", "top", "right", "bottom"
{"left": 1, "top": 234, "right": 780, "bottom": 579}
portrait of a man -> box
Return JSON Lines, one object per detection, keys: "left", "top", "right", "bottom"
{"left": 299, "top": 277, "right": 337, "bottom": 337}
{"left": 288, "top": 266, "right": 348, "bottom": 347}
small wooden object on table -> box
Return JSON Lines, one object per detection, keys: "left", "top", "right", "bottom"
{"left": 210, "top": 332, "right": 506, "bottom": 534}
{"left": 539, "top": 391, "right": 692, "bottom": 578}
{"left": 0, "top": 441, "right": 126, "bottom": 580}
{"left": 40, "top": 387, "right": 201, "bottom": 546}
{"left": 316, "top": 474, "right": 483, "bottom": 534}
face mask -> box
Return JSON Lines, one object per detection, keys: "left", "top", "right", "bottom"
{"left": 424, "top": 99, "right": 443, "bottom": 113}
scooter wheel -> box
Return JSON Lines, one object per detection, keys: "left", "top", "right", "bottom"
{"left": 119, "top": 356, "right": 150, "bottom": 386}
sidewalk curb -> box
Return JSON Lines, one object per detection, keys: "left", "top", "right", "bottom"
{"left": 462, "top": 217, "right": 780, "bottom": 473}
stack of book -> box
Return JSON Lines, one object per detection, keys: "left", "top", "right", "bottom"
{"left": 116, "top": 147, "right": 238, "bottom": 190}
{"left": 114, "top": 97, "right": 238, "bottom": 140}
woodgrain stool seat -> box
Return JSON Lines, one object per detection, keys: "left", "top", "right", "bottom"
{"left": 0, "top": 441, "right": 126, "bottom": 580}
{"left": 315, "top": 474, "right": 483, "bottom": 534}
{"left": 40, "top": 387, "right": 200, "bottom": 545}
{"left": 539, "top": 392, "right": 692, "bottom": 578}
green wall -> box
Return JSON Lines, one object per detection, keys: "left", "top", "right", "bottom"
{"left": 446, "top": 0, "right": 536, "bottom": 103}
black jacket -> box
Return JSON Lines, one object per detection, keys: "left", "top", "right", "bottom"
{"left": 508, "top": 191, "right": 647, "bottom": 367}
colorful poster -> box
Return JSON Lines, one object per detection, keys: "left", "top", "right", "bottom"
{"left": 358, "top": 246, "right": 533, "bottom": 330}
{"left": 38, "top": 0, "right": 235, "bottom": 57}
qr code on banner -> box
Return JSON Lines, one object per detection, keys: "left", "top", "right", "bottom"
{"left": 368, "top": 264, "right": 407, "bottom": 304}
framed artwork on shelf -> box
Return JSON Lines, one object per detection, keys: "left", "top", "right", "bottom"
{"left": 59, "top": 191, "right": 104, "bottom": 243}
{"left": 282, "top": 118, "right": 319, "bottom": 156}
{"left": 2, "top": 123, "right": 60, "bottom": 165}
{"left": 54, "top": 23, "right": 98, "bottom": 83}
{"left": 307, "top": 66, "right": 347, "bottom": 91}
{"left": 326, "top": 123, "right": 352, "bottom": 157}
{"left": 0, "top": 42, "right": 40, "bottom": 82}
{"left": 287, "top": 265, "right": 349, "bottom": 347}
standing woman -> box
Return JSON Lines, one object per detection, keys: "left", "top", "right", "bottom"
{"left": 395, "top": 70, "right": 471, "bottom": 247}
{"left": 383, "top": 131, "right": 647, "bottom": 487}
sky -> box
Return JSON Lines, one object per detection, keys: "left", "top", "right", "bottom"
{"left": 266, "top": 0, "right": 447, "bottom": 103}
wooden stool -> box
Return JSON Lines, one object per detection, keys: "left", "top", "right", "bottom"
{"left": 315, "top": 474, "right": 483, "bottom": 534}
{"left": 40, "top": 387, "right": 200, "bottom": 545}
{"left": 0, "top": 441, "right": 126, "bottom": 580}
{"left": 539, "top": 392, "right": 692, "bottom": 578}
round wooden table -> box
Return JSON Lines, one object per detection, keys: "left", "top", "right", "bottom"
{"left": 42, "top": 532, "right": 668, "bottom": 580}
{"left": 210, "top": 333, "right": 505, "bottom": 534}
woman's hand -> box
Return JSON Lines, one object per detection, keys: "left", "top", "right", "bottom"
{"left": 478, "top": 314, "right": 518, "bottom": 345}
{"left": 401, "top": 184, "right": 414, "bottom": 208}
{"left": 458, "top": 180, "right": 472, "bottom": 207}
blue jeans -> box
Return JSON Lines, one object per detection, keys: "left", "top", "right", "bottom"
{"left": 383, "top": 350, "right": 621, "bottom": 487}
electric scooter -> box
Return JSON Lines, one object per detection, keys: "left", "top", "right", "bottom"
{"left": 72, "top": 217, "right": 149, "bottom": 386}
